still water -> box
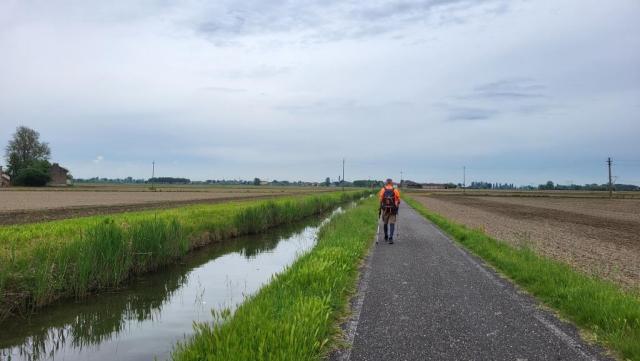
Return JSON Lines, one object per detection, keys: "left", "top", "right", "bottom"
{"left": 0, "top": 208, "right": 343, "bottom": 361}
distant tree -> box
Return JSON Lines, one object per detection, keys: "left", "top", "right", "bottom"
{"left": 4, "top": 126, "right": 51, "bottom": 181}
{"left": 538, "top": 181, "right": 555, "bottom": 190}
{"left": 325, "top": 177, "right": 330, "bottom": 186}
{"left": 253, "top": 177, "right": 261, "bottom": 186}
{"left": 353, "top": 179, "right": 384, "bottom": 188}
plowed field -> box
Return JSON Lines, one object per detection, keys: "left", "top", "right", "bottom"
{"left": 412, "top": 194, "right": 640, "bottom": 289}
{"left": 0, "top": 187, "right": 327, "bottom": 225}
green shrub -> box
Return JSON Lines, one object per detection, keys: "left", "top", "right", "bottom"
{"left": 14, "top": 166, "right": 50, "bottom": 186}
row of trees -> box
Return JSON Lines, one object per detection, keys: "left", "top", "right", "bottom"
{"left": 75, "top": 177, "right": 147, "bottom": 184}
{"left": 148, "top": 177, "right": 191, "bottom": 184}
{"left": 4, "top": 126, "right": 54, "bottom": 186}
{"left": 538, "top": 181, "right": 639, "bottom": 191}
{"left": 468, "top": 181, "right": 517, "bottom": 190}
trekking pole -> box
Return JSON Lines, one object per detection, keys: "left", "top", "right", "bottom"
{"left": 375, "top": 207, "right": 382, "bottom": 244}
{"left": 395, "top": 203, "right": 400, "bottom": 239}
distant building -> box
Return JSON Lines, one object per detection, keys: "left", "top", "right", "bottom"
{"left": 48, "top": 163, "right": 70, "bottom": 186}
{"left": 0, "top": 166, "right": 10, "bottom": 187}
{"left": 421, "top": 183, "right": 447, "bottom": 190}
{"left": 402, "top": 180, "right": 422, "bottom": 188}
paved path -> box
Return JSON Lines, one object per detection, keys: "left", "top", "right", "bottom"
{"left": 333, "top": 203, "right": 610, "bottom": 361}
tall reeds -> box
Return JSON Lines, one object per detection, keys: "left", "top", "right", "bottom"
{"left": 0, "top": 190, "right": 370, "bottom": 322}
{"left": 171, "top": 197, "right": 378, "bottom": 361}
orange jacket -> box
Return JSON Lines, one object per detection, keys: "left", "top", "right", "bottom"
{"left": 378, "top": 185, "right": 401, "bottom": 207}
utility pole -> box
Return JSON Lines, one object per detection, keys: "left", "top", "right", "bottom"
{"left": 607, "top": 157, "right": 613, "bottom": 199}
{"left": 342, "top": 158, "right": 345, "bottom": 191}
{"left": 151, "top": 161, "right": 156, "bottom": 190}
{"left": 463, "top": 166, "right": 466, "bottom": 194}
{"left": 400, "top": 170, "right": 403, "bottom": 188}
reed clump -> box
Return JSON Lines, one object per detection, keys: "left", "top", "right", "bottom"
{"left": 171, "top": 197, "right": 378, "bottom": 361}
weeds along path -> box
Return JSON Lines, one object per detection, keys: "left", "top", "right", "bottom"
{"left": 0, "top": 190, "right": 370, "bottom": 322}
{"left": 170, "top": 197, "right": 378, "bottom": 361}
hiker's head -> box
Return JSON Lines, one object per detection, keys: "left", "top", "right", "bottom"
{"left": 386, "top": 178, "right": 393, "bottom": 185}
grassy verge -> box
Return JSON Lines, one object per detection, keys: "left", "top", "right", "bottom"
{"left": 171, "top": 197, "right": 378, "bottom": 361}
{"left": 404, "top": 195, "right": 640, "bottom": 361}
{"left": 0, "top": 190, "right": 370, "bottom": 322}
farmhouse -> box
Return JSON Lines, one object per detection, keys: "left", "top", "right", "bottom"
{"left": 421, "top": 183, "right": 447, "bottom": 190}
{"left": 0, "top": 166, "right": 10, "bottom": 187}
{"left": 48, "top": 163, "right": 70, "bottom": 186}
{"left": 402, "top": 180, "right": 422, "bottom": 189}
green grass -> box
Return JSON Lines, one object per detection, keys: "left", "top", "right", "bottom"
{"left": 0, "top": 190, "right": 371, "bottom": 322}
{"left": 404, "top": 195, "right": 640, "bottom": 361}
{"left": 170, "top": 197, "right": 378, "bottom": 361}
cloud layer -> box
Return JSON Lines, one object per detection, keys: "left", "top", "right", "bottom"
{"left": 1, "top": 0, "right": 639, "bottom": 185}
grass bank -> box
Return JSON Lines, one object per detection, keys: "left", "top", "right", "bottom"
{"left": 0, "top": 190, "right": 370, "bottom": 322}
{"left": 404, "top": 195, "right": 640, "bottom": 361}
{"left": 171, "top": 197, "right": 378, "bottom": 361}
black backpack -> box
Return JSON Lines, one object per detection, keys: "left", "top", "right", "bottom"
{"left": 381, "top": 187, "right": 397, "bottom": 213}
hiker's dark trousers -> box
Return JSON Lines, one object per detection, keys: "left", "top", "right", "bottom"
{"left": 382, "top": 211, "right": 396, "bottom": 238}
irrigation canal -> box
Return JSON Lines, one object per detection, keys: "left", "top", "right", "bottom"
{"left": 0, "top": 207, "right": 346, "bottom": 361}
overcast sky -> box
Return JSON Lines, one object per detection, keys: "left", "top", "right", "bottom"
{"left": 1, "top": 0, "right": 639, "bottom": 185}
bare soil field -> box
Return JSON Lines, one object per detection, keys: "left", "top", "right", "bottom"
{"left": 0, "top": 187, "right": 329, "bottom": 225}
{"left": 414, "top": 188, "right": 640, "bottom": 199}
{"left": 411, "top": 194, "right": 640, "bottom": 290}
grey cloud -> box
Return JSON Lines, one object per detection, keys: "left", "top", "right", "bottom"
{"left": 352, "top": 0, "right": 492, "bottom": 21}
{"left": 469, "top": 78, "right": 547, "bottom": 100}
{"left": 274, "top": 99, "right": 415, "bottom": 116}
{"left": 212, "top": 65, "right": 293, "bottom": 79}
{"left": 446, "top": 107, "right": 498, "bottom": 121}
{"left": 442, "top": 78, "right": 552, "bottom": 121}
{"left": 275, "top": 99, "right": 360, "bottom": 114}
{"left": 201, "top": 86, "right": 247, "bottom": 93}
{"left": 193, "top": 0, "right": 510, "bottom": 42}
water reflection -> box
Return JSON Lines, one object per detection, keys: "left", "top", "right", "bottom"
{"left": 0, "top": 209, "right": 340, "bottom": 361}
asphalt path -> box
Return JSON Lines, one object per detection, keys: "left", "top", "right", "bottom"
{"left": 332, "top": 202, "right": 611, "bottom": 361}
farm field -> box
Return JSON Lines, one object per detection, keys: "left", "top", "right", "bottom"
{"left": 418, "top": 189, "right": 640, "bottom": 198}
{"left": 409, "top": 192, "right": 640, "bottom": 290}
{"left": 0, "top": 185, "right": 333, "bottom": 225}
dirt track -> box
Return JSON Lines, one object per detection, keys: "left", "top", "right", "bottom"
{"left": 413, "top": 195, "right": 640, "bottom": 289}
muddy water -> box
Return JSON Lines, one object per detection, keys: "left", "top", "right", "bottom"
{"left": 0, "top": 208, "right": 343, "bottom": 361}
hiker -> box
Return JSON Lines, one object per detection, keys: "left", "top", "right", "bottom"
{"left": 378, "top": 178, "right": 401, "bottom": 244}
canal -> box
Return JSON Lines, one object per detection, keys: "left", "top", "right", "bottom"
{"left": 0, "top": 207, "right": 344, "bottom": 361}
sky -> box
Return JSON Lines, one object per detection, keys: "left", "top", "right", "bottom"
{"left": 1, "top": 0, "right": 639, "bottom": 185}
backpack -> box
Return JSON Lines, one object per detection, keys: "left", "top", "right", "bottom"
{"left": 381, "top": 187, "right": 397, "bottom": 214}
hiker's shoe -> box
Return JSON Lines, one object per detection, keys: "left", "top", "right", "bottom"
{"left": 388, "top": 237, "right": 394, "bottom": 244}
{"left": 384, "top": 235, "right": 389, "bottom": 241}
